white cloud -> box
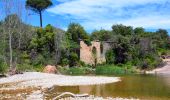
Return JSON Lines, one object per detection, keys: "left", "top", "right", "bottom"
{"left": 47, "top": 0, "right": 170, "bottom": 31}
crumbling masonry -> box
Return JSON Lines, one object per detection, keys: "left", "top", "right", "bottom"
{"left": 80, "top": 40, "right": 111, "bottom": 65}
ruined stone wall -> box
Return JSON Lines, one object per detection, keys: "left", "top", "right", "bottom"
{"left": 80, "top": 41, "right": 111, "bottom": 65}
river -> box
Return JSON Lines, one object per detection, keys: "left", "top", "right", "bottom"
{"left": 46, "top": 74, "right": 170, "bottom": 100}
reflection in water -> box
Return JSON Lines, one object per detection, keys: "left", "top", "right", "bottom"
{"left": 47, "top": 75, "right": 170, "bottom": 100}
{"left": 159, "top": 74, "right": 170, "bottom": 87}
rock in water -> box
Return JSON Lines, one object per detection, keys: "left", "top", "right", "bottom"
{"left": 43, "top": 65, "right": 57, "bottom": 74}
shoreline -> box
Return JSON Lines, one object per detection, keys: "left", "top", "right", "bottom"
{"left": 0, "top": 72, "right": 123, "bottom": 100}
{"left": 0, "top": 72, "right": 120, "bottom": 88}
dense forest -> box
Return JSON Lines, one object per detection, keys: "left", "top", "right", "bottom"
{"left": 0, "top": 0, "right": 170, "bottom": 75}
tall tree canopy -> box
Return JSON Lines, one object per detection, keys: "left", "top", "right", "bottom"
{"left": 91, "top": 29, "right": 112, "bottom": 41}
{"left": 26, "top": 0, "right": 52, "bottom": 27}
{"left": 66, "top": 23, "right": 91, "bottom": 47}
{"left": 112, "top": 24, "right": 133, "bottom": 36}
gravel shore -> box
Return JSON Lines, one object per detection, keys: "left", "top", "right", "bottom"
{"left": 59, "top": 96, "right": 139, "bottom": 100}
{"left": 0, "top": 72, "right": 120, "bottom": 88}
{"left": 0, "top": 72, "right": 139, "bottom": 100}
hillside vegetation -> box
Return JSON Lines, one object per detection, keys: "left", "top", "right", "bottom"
{"left": 0, "top": 15, "right": 169, "bottom": 75}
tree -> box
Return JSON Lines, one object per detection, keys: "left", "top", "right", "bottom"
{"left": 91, "top": 29, "right": 111, "bottom": 41}
{"left": 112, "top": 24, "right": 133, "bottom": 36}
{"left": 154, "top": 29, "right": 169, "bottom": 49}
{"left": 26, "top": 0, "right": 52, "bottom": 27}
{"left": 2, "top": 0, "right": 23, "bottom": 74}
{"left": 66, "top": 23, "right": 90, "bottom": 44}
{"left": 105, "top": 49, "right": 115, "bottom": 64}
{"left": 30, "top": 24, "right": 55, "bottom": 52}
{"left": 134, "top": 27, "right": 145, "bottom": 35}
{"left": 63, "top": 23, "right": 91, "bottom": 67}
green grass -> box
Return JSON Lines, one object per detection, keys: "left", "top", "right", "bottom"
{"left": 67, "top": 67, "right": 86, "bottom": 75}
{"left": 58, "top": 66, "right": 94, "bottom": 75}
{"left": 0, "top": 62, "right": 8, "bottom": 74}
{"left": 16, "top": 64, "right": 44, "bottom": 72}
{"left": 95, "top": 64, "right": 136, "bottom": 75}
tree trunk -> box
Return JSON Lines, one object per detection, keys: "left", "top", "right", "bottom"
{"left": 40, "top": 11, "right": 42, "bottom": 27}
{"left": 18, "top": 32, "right": 21, "bottom": 49}
{"left": 9, "top": 32, "right": 13, "bottom": 68}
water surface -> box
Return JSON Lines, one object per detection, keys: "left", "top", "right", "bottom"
{"left": 47, "top": 74, "right": 170, "bottom": 100}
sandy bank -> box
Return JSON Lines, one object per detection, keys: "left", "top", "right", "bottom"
{"left": 146, "top": 61, "right": 170, "bottom": 74}
{"left": 0, "top": 72, "right": 120, "bottom": 89}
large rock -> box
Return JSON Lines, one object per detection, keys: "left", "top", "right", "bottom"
{"left": 43, "top": 65, "right": 57, "bottom": 74}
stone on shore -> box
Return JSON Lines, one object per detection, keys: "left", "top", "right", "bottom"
{"left": 43, "top": 65, "right": 57, "bottom": 74}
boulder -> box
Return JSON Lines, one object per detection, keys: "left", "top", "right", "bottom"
{"left": 43, "top": 65, "right": 57, "bottom": 74}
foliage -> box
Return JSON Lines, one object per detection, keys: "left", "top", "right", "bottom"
{"left": 61, "top": 58, "right": 69, "bottom": 66}
{"left": 63, "top": 23, "right": 91, "bottom": 67}
{"left": 16, "top": 64, "right": 34, "bottom": 72}
{"left": 91, "top": 29, "right": 112, "bottom": 41}
{"left": 31, "top": 54, "right": 45, "bottom": 66}
{"left": 105, "top": 49, "right": 115, "bottom": 64}
{"left": 92, "top": 47, "right": 97, "bottom": 66}
{"left": 0, "top": 59, "right": 8, "bottom": 74}
{"left": 69, "top": 52, "right": 79, "bottom": 67}
{"left": 29, "top": 24, "right": 62, "bottom": 66}
{"left": 112, "top": 24, "right": 133, "bottom": 36}
{"left": 95, "top": 64, "right": 136, "bottom": 75}
{"left": 33, "top": 65, "right": 44, "bottom": 72}
{"left": 26, "top": 0, "right": 53, "bottom": 27}
{"left": 66, "top": 23, "right": 91, "bottom": 46}
{"left": 26, "top": 0, "right": 52, "bottom": 13}
{"left": 30, "top": 24, "right": 55, "bottom": 52}
{"left": 0, "top": 11, "right": 170, "bottom": 74}
{"left": 66, "top": 67, "right": 86, "bottom": 75}
{"left": 91, "top": 24, "right": 169, "bottom": 70}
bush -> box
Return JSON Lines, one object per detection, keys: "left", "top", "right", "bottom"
{"left": 16, "top": 64, "right": 45, "bottom": 72}
{"left": 69, "top": 52, "right": 79, "bottom": 66}
{"left": 31, "top": 54, "right": 45, "bottom": 66}
{"left": 95, "top": 64, "right": 135, "bottom": 75}
{"left": 61, "top": 58, "right": 69, "bottom": 66}
{"left": 0, "top": 60, "right": 8, "bottom": 74}
{"left": 105, "top": 50, "right": 115, "bottom": 64}
{"left": 33, "top": 65, "right": 44, "bottom": 72}
{"left": 66, "top": 67, "right": 86, "bottom": 75}
{"left": 16, "top": 64, "right": 34, "bottom": 72}
{"left": 58, "top": 66, "right": 69, "bottom": 74}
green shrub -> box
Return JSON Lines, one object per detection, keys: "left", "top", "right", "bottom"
{"left": 67, "top": 67, "right": 86, "bottom": 75}
{"left": 20, "top": 52, "right": 31, "bottom": 63}
{"left": 131, "top": 58, "right": 140, "bottom": 66}
{"left": 0, "top": 60, "right": 8, "bottom": 74}
{"left": 95, "top": 64, "right": 135, "bottom": 75}
{"left": 105, "top": 50, "right": 115, "bottom": 64}
{"left": 84, "top": 67, "right": 95, "bottom": 74}
{"left": 61, "top": 58, "right": 69, "bottom": 66}
{"left": 123, "top": 61, "right": 133, "bottom": 69}
{"left": 58, "top": 66, "right": 69, "bottom": 74}
{"left": 34, "top": 65, "right": 44, "bottom": 72}
{"left": 58, "top": 66, "right": 94, "bottom": 75}
{"left": 32, "top": 54, "right": 45, "bottom": 66}
{"left": 16, "top": 64, "right": 34, "bottom": 72}
{"left": 69, "top": 52, "right": 79, "bottom": 66}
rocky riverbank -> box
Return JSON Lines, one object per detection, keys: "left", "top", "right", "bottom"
{"left": 0, "top": 72, "right": 120, "bottom": 88}
{"left": 0, "top": 72, "right": 121, "bottom": 100}
{"left": 59, "top": 96, "right": 139, "bottom": 100}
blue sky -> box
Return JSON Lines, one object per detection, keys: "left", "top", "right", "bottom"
{"left": 1, "top": 0, "right": 170, "bottom": 34}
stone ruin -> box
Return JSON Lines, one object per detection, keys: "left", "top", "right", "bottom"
{"left": 80, "top": 40, "right": 111, "bottom": 65}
